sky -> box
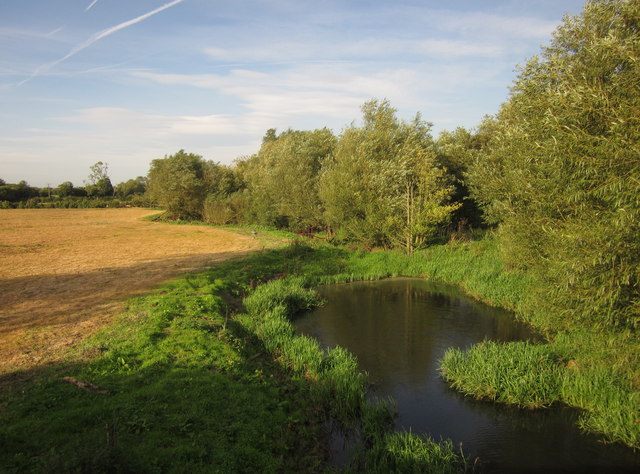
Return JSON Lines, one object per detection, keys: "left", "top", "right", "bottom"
{"left": 1, "top": 0, "right": 587, "bottom": 188}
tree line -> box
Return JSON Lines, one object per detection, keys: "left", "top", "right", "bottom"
{"left": 0, "top": 162, "right": 149, "bottom": 209}
{"left": 145, "top": 102, "right": 469, "bottom": 255}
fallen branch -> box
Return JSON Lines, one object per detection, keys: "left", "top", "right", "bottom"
{"left": 61, "top": 376, "right": 112, "bottom": 395}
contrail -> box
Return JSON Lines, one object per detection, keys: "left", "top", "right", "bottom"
{"left": 19, "top": 0, "right": 186, "bottom": 86}
{"left": 85, "top": 0, "right": 100, "bottom": 11}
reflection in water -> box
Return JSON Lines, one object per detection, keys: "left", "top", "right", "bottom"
{"left": 294, "top": 279, "right": 640, "bottom": 473}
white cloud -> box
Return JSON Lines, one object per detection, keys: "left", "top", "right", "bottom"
{"left": 204, "top": 37, "right": 506, "bottom": 65}
{"left": 437, "top": 12, "right": 559, "bottom": 39}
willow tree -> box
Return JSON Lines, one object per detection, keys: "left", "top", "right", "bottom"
{"left": 241, "top": 128, "right": 336, "bottom": 230}
{"left": 467, "top": 0, "right": 640, "bottom": 329}
{"left": 146, "top": 150, "right": 206, "bottom": 219}
{"left": 320, "top": 99, "right": 458, "bottom": 252}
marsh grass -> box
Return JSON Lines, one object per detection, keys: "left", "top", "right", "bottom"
{"left": 440, "top": 341, "right": 564, "bottom": 409}
{"left": 440, "top": 337, "right": 640, "bottom": 447}
{"left": 349, "top": 432, "right": 464, "bottom": 474}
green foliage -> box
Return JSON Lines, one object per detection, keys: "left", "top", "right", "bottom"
{"left": 243, "top": 276, "right": 320, "bottom": 316}
{"left": 351, "top": 432, "right": 465, "bottom": 474}
{"left": 440, "top": 334, "right": 640, "bottom": 447}
{"left": 441, "top": 341, "right": 565, "bottom": 408}
{"left": 114, "top": 176, "right": 147, "bottom": 198}
{"left": 466, "top": 0, "right": 640, "bottom": 329}
{"left": 146, "top": 150, "right": 208, "bottom": 219}
{"left": 55, "top": 181, "right": 75, "bottom": 197}
{"left": 146, "top": 150, "right": 244, "bottom": 221}
{"left": 86, "top": 177, "right": 114, "bottom": 197}
{"left": 241, "top": 128, "right": 336, "bottom": 230}
{"left": 202, "top": 191, "right": 246, "bottom": 225}
{"left": 319, "top": 99, "right": 459, "bottom": 252}
{"left": 435, "top": 126, "right": 490, "bottom": 228}
{"left": 0, "top": 180, "right": 39, "bottom": 202}
{"left": 85, "top": 162, "right": 114, "bottom": 197}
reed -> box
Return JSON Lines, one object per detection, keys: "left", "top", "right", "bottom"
{"left": 350, "top": 432, "right": 465, "bottom": 474}
{"left": 241, "top": 274, "right": 465, "bottom": 471}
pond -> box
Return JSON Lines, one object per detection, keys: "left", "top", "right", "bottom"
{"left": 294, "top": 279, "right": 640, "bottom": 473}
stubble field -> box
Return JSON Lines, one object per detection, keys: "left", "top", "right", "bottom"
{"left": 0, "top": 208, "right": 264, "bottom": 377}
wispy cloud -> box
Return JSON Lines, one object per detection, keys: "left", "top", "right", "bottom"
{"left": 19, "top": 0, "right": 187, "bottom": 86}
{"left": 85, "top": 0, "right": 100, "bottom": 12}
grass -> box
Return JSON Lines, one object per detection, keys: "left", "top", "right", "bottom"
{"left": 0, "top": 267, "right": 326, "bottom": 472}
{"left": 2, "top": 230, "right": 637, "bottom": 472}
{"left": 0, "top": 241, "right": 469, "bottom": 472}
{"left": 440, "top": 336, "right": 640, "bottom": 447}
{"left": 238, "top": 274, "right": 466, "bottom": 472}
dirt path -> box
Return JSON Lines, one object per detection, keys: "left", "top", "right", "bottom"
{"left": 0, "top": 208, "right": 266, "bottom": 376}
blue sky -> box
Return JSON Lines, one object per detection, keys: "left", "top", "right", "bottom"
{"left": 1, "top": 0, "right": 586, "bottom": 187}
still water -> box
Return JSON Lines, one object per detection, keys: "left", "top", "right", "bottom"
{"left": 294, "top": 279, "right": 640, "bottom": 473}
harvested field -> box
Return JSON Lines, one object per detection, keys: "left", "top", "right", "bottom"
{"left": 0, "top": 208, "right": 267, "bottom": 376}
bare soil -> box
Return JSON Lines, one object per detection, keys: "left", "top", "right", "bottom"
{"left": 0, "top": 208, "right": 266, "bottom": 376}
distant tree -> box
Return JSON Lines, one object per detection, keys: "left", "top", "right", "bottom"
{"left": 0, "top": 180, "right": 39, "bottom": 202}
{"left": 86, "top": 178, "right": 113, "bottom": 197}
{"left": 146, "top": 150, "right": 210, "bottom": 219}
{"left": 56, "top": 181, "right": 75, "bottom": 198}
{"left": 87, "top": 162, "right": 109, "bottom": 184}
{"left": 114, "top": 176, "right": 147, "bottom": 198}
{"left": 0, "top": 178, "right": 5, "bottom": 186}
{"left": 85, "top": 162, "right": 113, "bottom": 197}
{"left": 466, "top": 0, "right": 640, "bottom": 329}
{"left": 39, "top": 185, "right": 53, "bottom": 198}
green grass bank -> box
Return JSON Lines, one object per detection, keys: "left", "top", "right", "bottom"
{"left": 1, "top": 232, "right": 637, "bottom": 473}
{"left": 0, "top": 239, "right": 469, "bottom": 473}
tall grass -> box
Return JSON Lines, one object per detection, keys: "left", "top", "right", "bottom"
{"left": 440, "top": 338, "right": 640, "bottom": 447}
{"left": 440, "top": 341, "right": 564, "bottom": 409}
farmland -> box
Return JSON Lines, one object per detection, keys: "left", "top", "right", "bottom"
{"left": 0, "top": 208, "right": 264, "bottom": 376}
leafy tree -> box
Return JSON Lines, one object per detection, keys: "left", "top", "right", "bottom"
{"left": 56, "top": 181, "right": 75, "bottom": 197}
{"left": 146, "top": 150, "right": 209, "bottom": 219}
{"left": 87, "top": 161, "right": 109, "bottom": 184}
{"left": 436, "top": 124, "right": 495, "bottom": 229}
{"left": 320, "top": 99, "right": 459, "bottom": 251}
{"left": 241, "top": 128, "right": 336, "bottom": 230}
{"left": 0, "top": 180, "right": 39, "bottom": 202}
{"left": 202, "top": 163, "right": 244, "bottom": 225}
{"left": 114, "top": 177, "right": 147, "bottom": 198}
{"left": 466, "top": 0, "right": 640, "bottom": 329}
{"left": 85, "top": 162, "right": 113, "bottom": 197}
{"left": 147, "top": 150, "right": 237, "bottom": 220}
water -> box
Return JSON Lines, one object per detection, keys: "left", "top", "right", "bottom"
{"left": 294, "top": 279, "right": 640, "bottom": 473}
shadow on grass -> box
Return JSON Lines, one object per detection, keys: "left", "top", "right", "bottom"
{"left": 0, "top": 312, "right": 327, "bottom": 473}
{"left": 0, "top": 251, "right": 257, "bottom": 334}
